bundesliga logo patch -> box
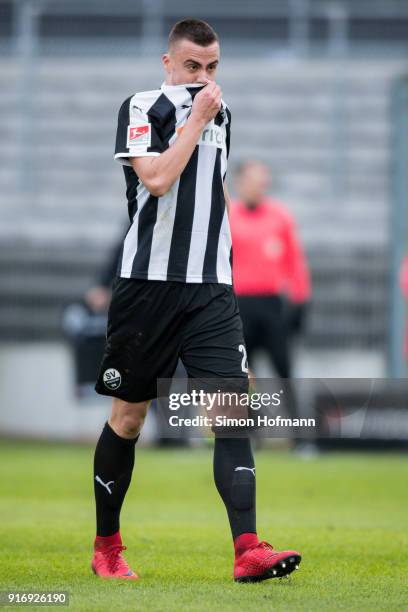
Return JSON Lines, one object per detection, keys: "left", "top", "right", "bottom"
{"left": 127, "top": 124, "right": 151, "bottom": 148}
{"left": 103, "top": 368, "right": 122, "bottom": 390}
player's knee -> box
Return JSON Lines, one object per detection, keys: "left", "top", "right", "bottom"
{"left": 117, "top": 414, "right": 144, "bottom": 438}
{"left": 110, "top": 399, "right": 149, "bottom": 438}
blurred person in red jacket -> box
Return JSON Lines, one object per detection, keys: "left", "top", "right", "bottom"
{"left": 229, "top": 160, "right": 311, "bottom": 378}
{"left": 400, "top": 255, "right": 408, "bottom": 358}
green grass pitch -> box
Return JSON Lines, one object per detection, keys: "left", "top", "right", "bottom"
{"left": 1, "top": 440, "right": 407, "bottom": 611}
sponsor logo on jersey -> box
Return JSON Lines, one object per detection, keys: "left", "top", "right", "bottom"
{"left": 199, "top": 124, "right": 225, "bottom": 148}
{"left": 103, "top": 368, "right": 122, "bottom": 390}
{"left": 176, "top": 124, "right": 225, "bottom": 148}
{"left": 127, "top": 124, "right": 151, "bottom": 148}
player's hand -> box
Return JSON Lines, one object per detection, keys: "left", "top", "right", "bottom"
{"left": 191, "top": 80, "right": 222, "bottom": 125}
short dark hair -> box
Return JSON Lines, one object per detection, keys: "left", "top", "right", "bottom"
{"left": 168, "top": 19, "right": 219, "bottom": 49}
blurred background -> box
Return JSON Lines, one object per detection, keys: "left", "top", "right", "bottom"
{"left": 1, "top": 0, "right": 408, "bottom": 445}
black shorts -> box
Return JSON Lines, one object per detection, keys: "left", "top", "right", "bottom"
{"left": 94, "top": 277, "right": 249, "bottom": 403}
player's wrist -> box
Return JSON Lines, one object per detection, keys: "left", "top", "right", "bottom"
{"left": 188, "top": 112, "right": 208, "bottom": 131}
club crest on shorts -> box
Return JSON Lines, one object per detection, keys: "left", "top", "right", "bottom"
{"left": 103, "top": 368, "right": 121, "bottom": 390}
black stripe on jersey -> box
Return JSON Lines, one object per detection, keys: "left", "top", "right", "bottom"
{"left": 146, "top": 122, "right": 165, "bottom": 154}
{"left": 116, "top": 95, "right": 133, "bottom": 154}
{"left": 116, "top": 217, "right": 134, "bottom": 276}
{"left": 123, "top": 166, "right": 140, "bottom": 220}
{"left": 186, "top": 85, "right": 205, "bottom": 101}
{"left": 202, "top": 148, "right": 224, "bottom": 281}
{"left": 115, "top": 242, "right": 125, "bottom": 277}
{"left": 167, "top": 146, "right": 200, "bottom": 281}
{"left": 131, "top": 195, "right": 159, "bottom": 278}
{"left": 214, "top": 109, "right": 224, "bottom": 127}
{"left": 147, "top": 93, "right": 177, "bottom": 150}
{"left": 126, "top": 94, "right": 177, "bottom": 277}
{"left": 117, "top": 167, "right": 139, "bottom": 275}
{"left": 225, "top": 107, "right": 232, "bottom": 159}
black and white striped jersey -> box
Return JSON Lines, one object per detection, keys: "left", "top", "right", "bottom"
{"left": 114, "top": 82, "right": 232, "bottom": 284}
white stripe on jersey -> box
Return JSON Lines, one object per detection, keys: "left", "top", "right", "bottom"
{"left": 216, "top": 208, "right": 233, "bottom": 283}
{"left": 147, "top": 86, "right": 190, "bottom": 280}
{"left": 120, "top": 181, "right": 150, "bottom": 277}
{"left": 220, "top": 112, "right": 229, "bottom": 179}
{"left": 186, "top": 145, "right": 217, "bottom": 282}
{"left": 146, "top": 178, "right": 180, "bottom": 278}
{"left": 114, "top": 84, "right": 232, "bottom": 284}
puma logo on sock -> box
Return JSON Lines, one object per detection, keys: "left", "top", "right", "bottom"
{"left": 95, "top": 475, "right": 114, "bottom": 494}
{"left": 235, "top": 466, "right": 255, "bottom": 476}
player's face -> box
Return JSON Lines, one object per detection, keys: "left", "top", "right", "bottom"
{"left": 236, "top": 163, "right": 272, "bottom": 205}
{"left": 163, "top": 39, "right": 220, "bottom": 85}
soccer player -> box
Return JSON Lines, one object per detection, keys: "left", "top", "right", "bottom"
{"left": 91, "top": 19, "right": 301, "bottom": 583}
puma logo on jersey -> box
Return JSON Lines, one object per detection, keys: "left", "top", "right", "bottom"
{"left": 95, "top": 475, "right": 114, "bottom": 494}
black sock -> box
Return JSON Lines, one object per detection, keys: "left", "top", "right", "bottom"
{"left": 93, "top": 421, "right": 139, "bottom": 537}
{"left": 213, "top": 437, "right": 256, "bottom": 540}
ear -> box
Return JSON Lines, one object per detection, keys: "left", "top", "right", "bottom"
{"left": 162, "top": 53, "right": 171, "bottom": 74}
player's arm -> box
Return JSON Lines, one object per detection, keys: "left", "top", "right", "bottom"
{"left": 131, "top": 81, "right": 222, "bottom": 197}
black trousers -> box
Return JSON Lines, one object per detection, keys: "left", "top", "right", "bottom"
{"left": 238, "top": 294, "right": 301, "bottom": 440}
{"left": 237, "top": 295, "right": 291, "bottom": 378}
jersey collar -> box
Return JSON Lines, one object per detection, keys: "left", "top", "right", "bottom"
{"left": 160, "top": 82, "right": 205, "bottom": 91}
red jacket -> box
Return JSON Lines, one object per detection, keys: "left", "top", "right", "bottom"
{"left": 401, "top": 256, "right": 408, "bottom": 298}
{"left": 229, "top": 199, "right": 311, "bottom": 302}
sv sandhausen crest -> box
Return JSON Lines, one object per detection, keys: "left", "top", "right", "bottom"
{"left": 103, "top": 368, "right": 122, "bottom": 390}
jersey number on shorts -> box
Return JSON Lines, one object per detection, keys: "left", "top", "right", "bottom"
{"left": 238, "top": 344, "right": 249, "bottom": 373}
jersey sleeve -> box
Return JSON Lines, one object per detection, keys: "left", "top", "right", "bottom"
{"left": 114, "top": 95, "right": 164, "bottom": 166}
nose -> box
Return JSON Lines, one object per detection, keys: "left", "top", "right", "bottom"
{"left": 196, "top": 70, "right": 210, "bottom": 83}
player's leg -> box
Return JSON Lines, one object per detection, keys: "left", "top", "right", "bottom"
{"left": 92, "top": 398, "right": 150, "bottom": 580}
{"left": 260, "top": 296, "right": 306, "bottom": 449}
{"left": 260, "top": 295, "right": 291, "bottom": 378}
{"left": 236, "top": 295, "right": 263, "bottom": 367}
{"left": 181, "top": 283, "right": 301, "bottom": 582}
{"left": 213, "top": 435, "right": 256, "bottom": 542}
{"left": 94, "top": 398, "right": 150, "bottom": 537}
{"left": 92, "top": 277, "right": 183, "bottom": 579}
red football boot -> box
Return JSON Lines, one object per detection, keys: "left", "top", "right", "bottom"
{"left": 91, "top": 532, "right": 139, "bottom": 580}
{"left": 234, "top": 534, "right": 301, "bottom": 583}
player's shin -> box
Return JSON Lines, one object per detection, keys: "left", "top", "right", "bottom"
{"left": 93, "top": 420, "right": 139, "bottom": 538}
{"left": 213, "top": 436, "right": 258, "bottom": 553}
